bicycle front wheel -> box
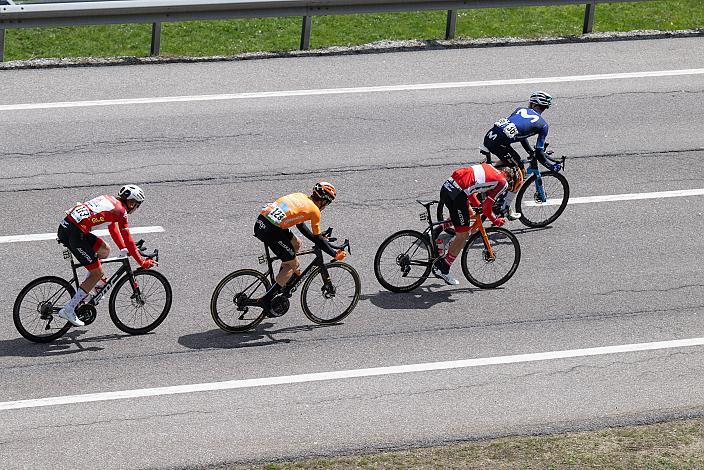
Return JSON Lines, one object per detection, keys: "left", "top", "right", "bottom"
{"left": 516, "top": 171, "right": 570, "bottom": 228}
{"left": 210, "top": 269, "right": 270, "bottom": 332}
{"left": 301, "top": 262, "right": 361, "bottom": 324}
{"left": 461, "top": 227, "right": 521, "bottom": 289}
{"left": 109, "top": 270, "right": 173, "bottom": 335}
{"left": 13, "top": 276, "right": 75, "bottom": 343}
{"left": 374, "top": 230, "right": 432, "bottom": 293}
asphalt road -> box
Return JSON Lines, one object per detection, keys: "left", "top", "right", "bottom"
{"left": 1, "top": 37, "right": 703, "bottom": 469}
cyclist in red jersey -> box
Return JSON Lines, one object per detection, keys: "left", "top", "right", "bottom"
{"left": 56, "top": 184, "right": 156, "bottom": 326}
{"left": 434, "top": 164, "right": 518, "bottom": 285}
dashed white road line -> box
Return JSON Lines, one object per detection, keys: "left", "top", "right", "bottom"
{"left": 1, "top": 68, "right": 702, "bottom": 112}
{"left": 1, "top": 336, "right": 702, "bottom": 411}
{"left": 0, "top": 226, "right": 165, "bottom": 244}
{"left": 524, "top": 188, "right": 704, "bottom": 207}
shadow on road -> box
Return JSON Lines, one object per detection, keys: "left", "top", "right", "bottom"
{"left": 509, "top": 225, "right": 553, "bottom": 236}
{"left": 361, "top": 284, "right": 490, "bottom": 310}
{"left": 178, "top": 323, "right": 333, "bottom": 350}
{"left": 0, "top": 330, "right": 134, "bottom": 358}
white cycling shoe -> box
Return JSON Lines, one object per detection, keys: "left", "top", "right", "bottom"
{"left": 506, "top": 207, "right": 522, "bottom": 221}
{"left": 58, "top": 307, "right": 85, "bottom": 327}
{"left": 432, "top": 260, "right": 460, "bottom": 286}
{"left": 436, "top": 271, "right": 460, "bottom": 286}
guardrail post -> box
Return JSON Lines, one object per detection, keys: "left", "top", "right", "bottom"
{"left": 0, "top": 29, "right": 5, "bottom": 62}
{"left": 151, "top": 22, "right": 162, "bottom": 56}
{"left": 445, "top": 10, "right": 457, "bottom": 40}
{"left": 300, "top": 16, "right": 312, "bottom": 50}
{"left": 583, "top": 1, "right": 596, "bottom": 33}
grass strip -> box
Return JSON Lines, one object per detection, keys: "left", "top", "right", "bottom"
{"left": 4, "top": 1, "right": 704, "bottom": 61}
{"left": 235, "top": 417, "right": 704, "bottom": 469}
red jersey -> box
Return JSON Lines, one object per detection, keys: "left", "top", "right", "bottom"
{"left": 449, "top": 163, "right": 508, "bottom": 222}
{"left": 65, "top": 195, "right": 145, "bottom": 264}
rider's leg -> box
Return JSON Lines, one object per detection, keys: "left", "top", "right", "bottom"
{"left": 495, "top": 146, "right": 523, "bottom": 220}
{"left": 79, "top": 238, "right": 110, "bottom": 294}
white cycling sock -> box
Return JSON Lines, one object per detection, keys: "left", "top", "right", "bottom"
{"left": 65, "top": 288, "right": 87, "bottom": 311}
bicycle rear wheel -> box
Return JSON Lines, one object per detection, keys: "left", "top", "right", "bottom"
{"left": 516, "top": 171, "right": 570, "bottom": 228}
{"left": 13, "top": 276, "right": 74, "bottom": 343}
{"left": 374, "top": 230, "right": 432, "bottom": 293}
{"left": 301, "top": 262, "right": 361, "bottom": 324}
{"left": 461, "top": 227, "right": 521, "bottom": 289}
{"left": 109, "top": 270, "right": 173, "bottom": 335}
{"left": 210, "top": 269, "right": 270, "bottom": 332}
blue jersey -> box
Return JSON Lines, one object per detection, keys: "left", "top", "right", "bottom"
{"left": 491, "top": 107, "right": 549, "bottom": 150}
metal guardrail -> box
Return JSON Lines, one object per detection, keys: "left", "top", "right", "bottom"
{"left": 0, "top": 0, "right": 655, "bottom": 61}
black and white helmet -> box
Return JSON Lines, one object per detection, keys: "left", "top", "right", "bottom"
{"left": 529, "top": 91, "right": 553, "bottom": 108}
{"left": 118, "top": 184, "right": 145, "bottom": 203}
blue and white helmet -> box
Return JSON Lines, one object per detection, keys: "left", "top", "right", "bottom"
{"left": 529, "top": 91, "right": 553, "bottom": 108}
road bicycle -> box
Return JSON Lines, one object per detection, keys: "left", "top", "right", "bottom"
{"left": 211, "top": 228, "right": 361, "bottom": 332}
{"left": 438, "top": 146, "right": 570, "bottom": 228}
{"left": 13, "top": 240, "right": 172, "bottom": 343}
{"left": 374, "top": 199, "right": 521, "bottom": 292}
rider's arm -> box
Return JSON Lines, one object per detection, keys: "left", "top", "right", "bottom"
{"left": 296, "top": 223, "right": 337, "bottom": 257}
{"left": 108, "top": 222, "right": 127, "bottom": 250}
{"left": 481, "top": 180, "right": 508, "bottom": 224}
{"left": 115, "top": 219, "right": 147, "bottom": 267}
{"left": 519, "top": 138, "right": 533, "bottom": 155}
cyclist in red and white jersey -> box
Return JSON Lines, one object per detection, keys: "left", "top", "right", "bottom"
{"left": 56, "top": 184, "right": 155, "bottom": 326}
{"left": 434, "top": 164, "right": 517, "bottom": 285}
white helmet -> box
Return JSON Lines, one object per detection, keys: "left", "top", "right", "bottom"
{"left": 529, "top": 91, "right": 553, "bottom": 108}
{"left": 118, "top": 184, "right": 145, "bottom": 203}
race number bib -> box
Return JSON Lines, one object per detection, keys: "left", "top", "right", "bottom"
{"left": 495, "top": 118, "right": 519, "bottom": 139}
{"left": 263, "top": 203, "right": 288, "bottom": 225}
{"left": 70, "top": 205, "right": 91, "bottom": 223}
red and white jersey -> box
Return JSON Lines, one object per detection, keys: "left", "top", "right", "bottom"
{"left": 450, "top": 163, "right": 507, "bottom": 197}
{"left": 66, "top": 195, "right": 129, "bottom": 233}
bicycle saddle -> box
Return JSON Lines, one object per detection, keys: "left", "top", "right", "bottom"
{"left": 416, "top": 199, "right": 439, "bottom": 209}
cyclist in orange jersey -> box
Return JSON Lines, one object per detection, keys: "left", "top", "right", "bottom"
{"left": 254, "top": 182, "right": 345, "bottom": 311}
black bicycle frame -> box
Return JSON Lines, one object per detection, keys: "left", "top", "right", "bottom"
{"left": 259, "top": 243, "right": 331, "bottom": 294}
{"left": 66, "top": 254, "right": 137, "bottom": 306}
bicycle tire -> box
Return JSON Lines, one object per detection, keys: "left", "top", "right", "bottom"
{"left": 461, "top": 227, "right": 521, "bottom": 289}
{"left": 210, "top": 269, "right": 270, "bottom": 333}
{"left": 374, "top": 229, "right": 433, "bottom": 293}
{"left": 13, "top": 276, "right": 74, "bottom": 343}
{"left": 109, "top": 269, "right": 173, "bottom": 335}
{"left": 301, "top": 262, "right": 361, "bottom": 324}
{"left": 516, "top": 171, "right": 570, "bottom": 228}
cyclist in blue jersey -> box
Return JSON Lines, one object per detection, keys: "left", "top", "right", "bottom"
{"left": 480, "top": 91, "right": 559, "bottom": 220}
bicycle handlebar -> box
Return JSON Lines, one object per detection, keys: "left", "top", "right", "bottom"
{"left": 135, "top": 239, "right": 159, "bottom": 261}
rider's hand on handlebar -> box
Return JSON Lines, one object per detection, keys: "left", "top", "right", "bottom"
{"left": 141, "top": 258, "right": 157, "bottom": 269}
{"left": 119, "top": 248, "right": 129, "bottom": 257}
{"left": 492, "top": 217, "right": 507, "bottom": 227}
{"left": 332, "top": 249, "right": 347, "bottom": 262}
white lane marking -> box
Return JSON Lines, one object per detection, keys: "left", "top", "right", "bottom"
{"left": 1, "top": 337, "right": 703, "bottom": 411}
{"left": 0, "top": 226, "right": 165, "bottom": 244}
{"left": 2, "top": 68, "right": 703, "bottom": 112}
{"left": 523, "top": 188, "right": 704, "bottom": 207}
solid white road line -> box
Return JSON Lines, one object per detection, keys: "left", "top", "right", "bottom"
{"left": 0, "top": 226, "right": 165, "bottom": 244}
{"left": 523, "top": 188, "right": 704, "bottom": 207}
{"left": 1, "top": 68, "right": 703, "bottom": 112}
{"left": 1, "top": 337, "right": 703, "bottom": 411}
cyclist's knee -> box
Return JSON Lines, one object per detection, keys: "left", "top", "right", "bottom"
{"left": 94, "top": 239, "right": 110, "bottom": 259}
{"left": 291, "top": 235, "right": 301, "bottom": 252}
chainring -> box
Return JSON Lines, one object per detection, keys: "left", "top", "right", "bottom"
{"left": 76, "top": 304, "right": 98, "bottom": 325}
{"left": 269, "top": 295, "right": 290, "bottom": 317}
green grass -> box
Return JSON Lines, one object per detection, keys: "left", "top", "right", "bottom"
{"left": 234, "top": 418, "right": 704, "bottom": 469}
{"left": 4, "top": 1, "right": 704, "bottom": 60}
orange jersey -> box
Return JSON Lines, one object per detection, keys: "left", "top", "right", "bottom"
{"left": 260, "top": 193, "right": 321, "bottom": 235}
